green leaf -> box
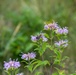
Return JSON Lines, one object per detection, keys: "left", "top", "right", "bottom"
{"left": 4, "top": 70, "right": 11, "bottom": 75}
{"left": 54, "top": 59, "right": 60, "bottom": 64}
{"left": 21, "top": 60, "right": 28, "bottom": 64}
{"left": 62, "top": 56, "right": 69, "bottom": 61}
{"left": 33, "top": 60, "right": 50, "bottom": 71}
{"left": 46, "top": 44, "right": 53, "bottom": 50}
{"left": 34, "top": 72, "right": 43, "bottom": 75}
{"left": 54, "top": 49, "right": 61, "bottom": 59}
{"left": 25, "top": 60, "right": 50, "bottom": 72}
{"left": 52, "top": 72, "right": 59, "bottom": 75}
{"left": 44, "top": 33, "right": 49, "bottom": 38}
{"left": 39, "top": 42, "right": 47, "bottom": 56}
{"left": 25, "top": 64, "right": 33, "bottom": 72}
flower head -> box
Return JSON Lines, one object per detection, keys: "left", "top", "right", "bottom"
{"left": 21, "top": 54, "right": 28, "bottom": 60}
{"left": 4, "top": 59, "right": 20, "bottom": 70}
{"left": 44, "top": 22, "right": 59, "bottom": 30}
{"left": 55, "top": 27, "right": 68, "bottom": 35}
{"left": 31, "top": 33, "right": 48, "bottom": 42}
{"left": 55, "top": 40, "right": 68, "bottom": 48}
{"left": 44, "top": 24, "right": 49, "bottom": 30}
{"left": 55, "top": 28, "right": 63, "bottom": 34}
{"left": 63, "top": 27, "right": 68, "bottom": 34}
{"left": 41, "top": 33, "right": 48, "bottom": 42}
{"left": 31, "top": 36, "right": 37, "bottom": 42}
{"left": 21, "top": 52, "right": 36, "bottom": 60}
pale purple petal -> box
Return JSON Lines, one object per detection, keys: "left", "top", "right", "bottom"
{"left": 44, "top": 25, "right": 49, "bottom": 30}
{"left": 21, "top": 52, "right": 36, "bottom": 60}
{"left": 63, "top": 27, "right": 68, "bottom": 34}
{"left": 4, "top": 59, "right": 20, "bottom": 70}
{"left": 31, "top": 36, "right": 37, "bottom": 42}
{"left": 55, "top": 40, "right": 68, "bottom": 47}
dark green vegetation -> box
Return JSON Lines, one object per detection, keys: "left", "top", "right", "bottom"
{"left": 0, "top": 0, "right": 76, "bottom": 75}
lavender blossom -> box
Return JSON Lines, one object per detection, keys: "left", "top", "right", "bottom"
{"left": 63, "top": 27, "right": 68, "bottom": 34}
{"left": 44, "top": 22, "right": 59, "bottom": 30}
{"left": 44, "top": 24, "right": 49, "bottom": 30}
{"left": 55, "top": 28, "right": 63, "bottom": 34}
{"left": 41, "top": 33, "right": 48, "bottom": 42}
{"left": 31, "top": 35, "right": 37, "bottom": 42}
{"left": 55, "top": 27, "right": 68, "bottom": 35}
{"left": 48, "top": 22, "right": 59, "bottom": 30}
{"left": 4, "top": 59, "right": 20, "bottom": 70}
{"left": 55, "top": 40, "right": 68, "bottom": 48}
{"left": 28, "top": 52, "right": 36, "bottom": 59}
{"left": 31, "top": 33, "right": 48, "bottom": 42}
{"left": 42, "top": 36, "right": 48, "bottom": 42}
{"left": 21, "top": 52, "right": 36, "bottom": 60}
{"left": 21, "top": 54, "right": 28, "bottom": 60}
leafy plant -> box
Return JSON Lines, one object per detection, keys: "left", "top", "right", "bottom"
{"left": 21, "top": 21, "right": 69, "bottom": 75}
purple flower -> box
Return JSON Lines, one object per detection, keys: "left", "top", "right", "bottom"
{"left": 55, "top": 27, "right": 68, "bottom": 35}
{"left": 49, "top": 22, "right": 59, "bottom": 30}
{"left": 63, "top": 27, "right": 68, "bottom": 34}
{"left": 44, "top": 25, "right": 49, "bottom": 30}
{"left": 31, "top": 33, "right": 48, "bottom": 42}
{"left": 44, "top": 22, "right": 59, "bottom": 30}
{"left": 4, "top": 59, "right": 20, "bottom": 70}
{"left": 21, "top": 52, "right": 36, "bottom": 60}
{"left": 55, "top": 40, "right": 68, "bottom": 47}
{"left": 42, "top": 36, "right": 48, "bottom": 42}
{"left": 21, "top": 54, "right": 28, "bottom": 60}
{"left": 28, "top": 52, "right": 36, "bottom": 59}
{"left": 17, "top": 73, "right": 24, "bottom": 75}
{"left": 4, "top": 62, "right": 10, "bottom": 70}
{"left": 55, "top": 28, "right": 63, "bottom": 34}
{"left": 31, "top": 36, "right": 37, "bottom": 42}
{"left": 41, "top": 33, "right": 48, "bottom": 42}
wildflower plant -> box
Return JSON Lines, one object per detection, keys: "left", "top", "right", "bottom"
{"left": 4, "top": 21, "right": 69, "bottom": 75}
{"left": 21, "top": 21, "right": 69, "bottom": 75}
{"left": 4, "top": 59, "right": 21, "bottom": 75}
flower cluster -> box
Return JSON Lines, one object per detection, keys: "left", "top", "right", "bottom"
{"left": 3, "top": 21, "right": 69, "bottom": 75}
{"left": 4, "top": 59, "right": 20, "bottom": 70}
{"left": 44, "top": 22, "right": 68, "bottom": 35}
{"left": 44, "top": 22, "right": 59, "bottom": 30}
{"left": 31, "top": 33, "right": 48, "bottom": 42}
{"left": 21, "top": 52, "right": 36, "bottom": 60}
{"left": 55, "top": 40, "right": 68, "bottom": 47}
{"left": 55, "top": 27, "right": 68, "bottom": 35}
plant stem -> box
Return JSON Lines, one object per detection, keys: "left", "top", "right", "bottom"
{"left": 50, "top": 65, "right": 53, "bottom": 75}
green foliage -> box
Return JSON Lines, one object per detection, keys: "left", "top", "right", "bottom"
{"left": 21, "top": 21, "right": 69, "bottom": 75}
{"left": 35, "top": 72, "right": 43, "bottom": 75}
{"left": 0, "top": 7, "right": 43, "bottom": 58}
{"left": 0, "top": 0, "right": 76, "bottom": 75}
{"left": 25, "top": 60, "right": 49, "bottom": 72}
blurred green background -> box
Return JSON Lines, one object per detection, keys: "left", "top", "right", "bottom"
{"left": 0, "top": 0, "right": 76, "bottom": 75}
